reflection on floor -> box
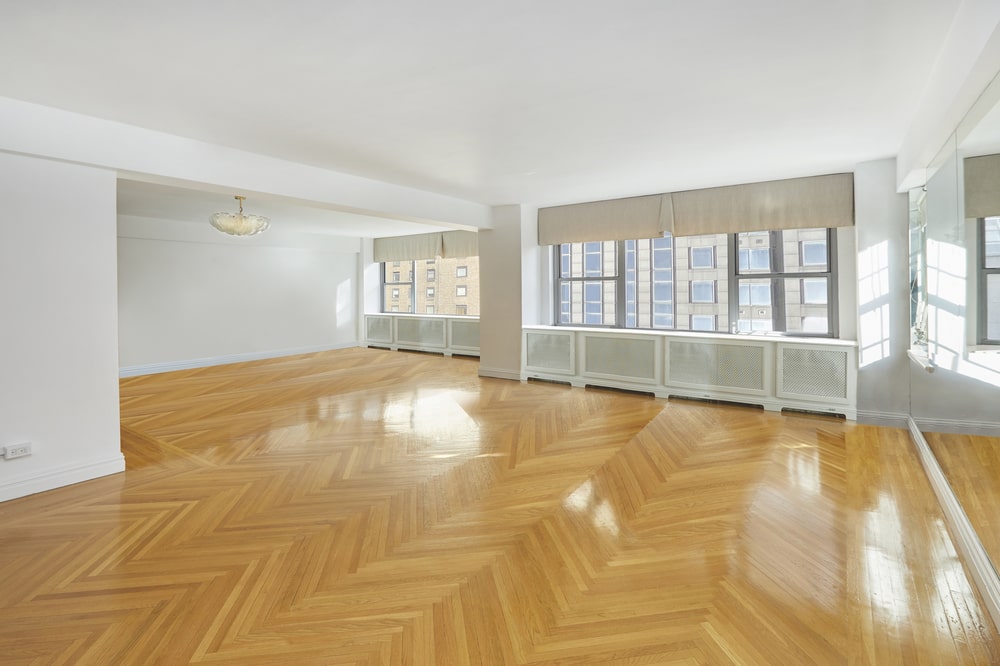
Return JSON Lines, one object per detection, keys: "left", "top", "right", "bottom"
{"left": 0, "top": 347, "right": 997, "bottom": 664}
{"left": 927, "top": 431, "right": 1000, "bottom": 577}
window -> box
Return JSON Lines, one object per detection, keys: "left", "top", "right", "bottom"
{"left": 555, "top": 228, "right": 837, "bottom": 336}
{"left": 690, "top": 246, "right": 715, "bottom": 269}
{"left": 980, "top": 217, "right": 1000, "bottom": 343}
{"left": 457, "top": 285, "right": 467, "bottom": 297}
{"left": 557, "top": 241, "right": 618, "bottom": 325}
{"left": 457, "top": 266, "right": 468, "bottom": 278}
{"left": 734, "top": 228, "right": 835, "bottom": 335}
{"left": 691, "top": 315, "right": 715, "bottom": 331}
{"left": 690, "top": 280, "right": 715, "bottom": 303}
{"left": 381, "top": 256, "right": 480, "bottom": 315}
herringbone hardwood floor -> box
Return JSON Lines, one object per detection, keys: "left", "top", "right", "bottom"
{"left": 1, "top": 347, "right": 997, "bottom": 664}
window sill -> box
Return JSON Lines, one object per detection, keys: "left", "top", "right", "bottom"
{"left": 907, "top": 348, "right": 935, "bottom": 373}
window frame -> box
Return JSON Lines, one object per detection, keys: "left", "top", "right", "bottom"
{"left": 979, "top": 217, "right": 1000, "bottom": 344}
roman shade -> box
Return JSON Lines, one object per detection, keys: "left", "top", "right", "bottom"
{"left": 964, "top": 154, "right": 1000, "bottom": 219}
{"left": 537, "top": 194, "right": 673, "bottom": 245}
{"left": 373, "top": 230, "right": 479, "bottom": 262}
{"left": 670, "top": 173, "right": 855, "bottom": 236}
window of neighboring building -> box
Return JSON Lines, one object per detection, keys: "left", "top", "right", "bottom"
{"left": 691, "top": 315, "right": 715, "bottom": 331}
{"left": 427, "top": 287, "right": 435, "bottom": 298}
{"left": 690, "top": 246, "right": 715, "bottom": 269}
{"left": 456, "top": 305, "right": 467, "bottom": 315}
{"left": 801, "top": 240, "right": 828, "bottom": 266}
{"left": 391, "top": 288, "right": 400, "bottom": 299}
{"left": 426, "top": 268, "right": 436, "bottom": 281}
{"left": 457, "top": 285, "right": 467, "bottom": 297}
{"left": 979, "top": 216, "right": 1000, "bottom": 343}
{"left": 426, "top": 306, "right": 435, "bottom": 314}
{"left": 457, "top": 266, "right": 468, "bottom": 278}
{"left": 690, "top": 280, "right": 716, "bottom": 303}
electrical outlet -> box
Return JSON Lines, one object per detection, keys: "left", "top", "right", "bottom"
{"left": 3, "top": 442, "right": 31, "bottom": 460}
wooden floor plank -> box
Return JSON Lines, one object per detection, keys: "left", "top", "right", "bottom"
{"left": 0, "top": 347, "right": 996, "bottom": 664}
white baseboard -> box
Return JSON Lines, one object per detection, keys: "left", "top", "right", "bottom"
{"left": 907, "top": 418, "right": 1000, "bottom": 634}
{"left": 478, "top": 367, "right": 521, "bottom": 381}
{"left": 855, "top": 410, "right": 910, "bottom": 428}
{"left": 119, "top": 342, "right": 358, "bottom": 377}
{"left": 912, "top": 416, "right": 1000, "bottom": 436}
{"left": 0, "top": 454, "right": 125, "bottom": 503}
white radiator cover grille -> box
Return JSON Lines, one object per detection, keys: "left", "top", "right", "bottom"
{"left": 396, "top": 318, "right": 446, "bottom": 348}
{"left": 585, "top": 336, "right": 656, "bottom": 380}
{"left": 450, "top": 320, "right": 480, "bottom": 349}
{"left": 668, "top": 341, "right": 765, "bottom": 391}
{"left": 366, "top": 316, "right": 392, "bottom": 343}
{"left": 525, "top": 332, "right": 573, "bottom": 372}
{"left": 780, "top": 347, "right": 848, "bottom": 399}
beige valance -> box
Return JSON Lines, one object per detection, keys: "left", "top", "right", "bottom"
{"left": 537, "top": 194, "right": 673, "bottom": 245}
{"left": 536, "top": 173, "right": 854, "bottom": 245}
{"left": 670, "top": 173, "right": 854, "bottom": 236}
{"left": 441, "top": 230, "right": 479, "bottom": 258}
{"left": 965, "top": 154, "right": 1000, "bottom": 219}
{"left": 373, "top": 230, "right": 479, "bottom": 262}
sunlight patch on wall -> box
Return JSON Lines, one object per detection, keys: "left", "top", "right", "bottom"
{"left": 857, "top": 241, "right": 891, "bottom": 367}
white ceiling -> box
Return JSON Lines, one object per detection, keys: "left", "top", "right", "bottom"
{"left": 0, "top": 0, "right": 966, "bottom": 229}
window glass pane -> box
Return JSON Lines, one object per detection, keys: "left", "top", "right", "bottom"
{"left": 783, "top": 278, "right": 828, "bottom": 333}
{"left": 737, "top": 232, "right": 771, "bottom": 274}
{"left": 783, "top": 229, "right": 830, "bottom": 272}
{"left": 988, "top": 273, "right": 1000, "bottom": 340}
{"left": 736, "top": 278, "right": 772, "bottom": 332}
{"left": 985, "top": 218, "right": 1000, "bottom": 269}
{"left": 559, "top": 279, "right": 616, "bottom": 326}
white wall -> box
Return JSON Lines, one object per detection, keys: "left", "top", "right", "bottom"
{"left": 853, "top": 158, "right": 911, "bottom": 425}
{"left": 0, "top": 152, "right": 124, "bottom": 502}
{"left": 118, "top": 216, "right": 359, "bottom": 372}
{"left": 478, "top": 205, "right": 524, "bottom": 379}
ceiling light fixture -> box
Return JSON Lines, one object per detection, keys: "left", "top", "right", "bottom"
{"left": 209, "top": 195, "right": 270, "bottom": 236}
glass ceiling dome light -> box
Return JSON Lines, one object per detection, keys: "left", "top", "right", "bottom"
{"left": 210, "top": 195, "right": 270, "bottom": 236}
